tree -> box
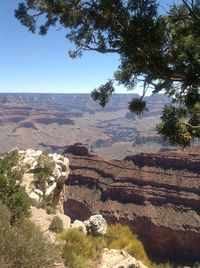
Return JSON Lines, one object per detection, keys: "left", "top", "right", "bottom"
{"left": 0, "top": 155, "right": 31, "bottom": 222}
{"left": 15, "top": 0, "right": 200, "bottom": 146}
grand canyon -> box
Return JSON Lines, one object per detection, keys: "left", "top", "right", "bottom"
{"left": 0, "top": 93, "right": 199, "bottom": 266}
{"left": 0, "top": 93, "right": 172, "bottom": 157}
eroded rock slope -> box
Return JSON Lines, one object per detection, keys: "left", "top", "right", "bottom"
{"left": 64, "top": 144, "right": 200, "bottom": 263}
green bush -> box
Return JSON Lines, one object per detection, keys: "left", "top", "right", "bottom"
{"left": 105, "top": 224, "right": 150, "bottom": 266}
{"left": 37, "top": 152, "right": 55, "bottom": 175}
{"left": 0, "top": 201, "right": 11, "bottom": 227}
{"left": 33, "top": 152, "right": 56, "bottom": 195}
{"left": 34, "top": 170, "right": 49, "bottom": 195}
{"left": 8, "top": 187, "right": 31, "bottom": 221}
{"left": 60, "top": 228, "right": 96, "bottom": 268}
{"left": 0, "top": 155, "right": 31, "bottom": 222}
{"left": 49, "top": 215, "right": 64, "bottom": 233}
{"left": 0, "top": 203, "right": 60, "bottom": 268}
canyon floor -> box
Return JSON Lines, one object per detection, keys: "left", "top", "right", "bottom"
{"left": 0, "top": 93, "right": 174, "bottom": 158}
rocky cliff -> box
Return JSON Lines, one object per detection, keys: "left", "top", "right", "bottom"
{"left": 64, "top": 144, "right": 200, "bottom": 263}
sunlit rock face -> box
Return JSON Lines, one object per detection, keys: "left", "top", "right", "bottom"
{"left": 8, "top": 148, "right": 70, "bottom": 203}
{"left": 97, "top": 248, "right": 148, "bottom": 268}
{"left": 64, "top": 144, "right": 200, "bottom": 263}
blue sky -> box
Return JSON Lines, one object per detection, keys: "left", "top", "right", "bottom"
{"left": 1, "top": 0, "right": 180, "bottom": 94}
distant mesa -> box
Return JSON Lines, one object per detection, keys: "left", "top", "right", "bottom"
{"left": 64, "top": 143, "right": 93, "bottom": 156}
{"left": 15, "top": 121, "right": 38, "bottom": 131}
{"left": 0, "top": 116, "right": 27, "bottom": 125}
{"left": 33, "top": 117, "right": 75, "bottom": 125}
{"left": 95, "top": 138, "right": 113, "bottom": 148}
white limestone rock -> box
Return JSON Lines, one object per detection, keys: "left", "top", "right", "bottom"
{"left": 71, "top": 220, "right": 87, "bottom": 234}
{"left": 8, "top": 147, "right": 19, "bottom": 155}
{"left": 9, "top": 148, "right": 70, "bottom": 201}
{"left": 56, "top": 213, "right": 71, "bottom": 230}
{"left": 34, "top": 188, "right": 43, "bottom": 197}
{"left": 84, "top": 215, "right": 107, "bottom": 236}
{"left": 45, "top": 182, "right": 57, "bottom": 196}
{"left": 29, "top": 191, "right": 40, "bottom": 202}
{"left": 97, "top": 248, "right": 148, "bottom": 268}
{"left": 52, "top": 165, "right": 62, "bottom": 179}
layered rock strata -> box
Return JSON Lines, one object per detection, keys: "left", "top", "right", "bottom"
{"left": 64, "top": 145, "right": 200, "bottom": 263}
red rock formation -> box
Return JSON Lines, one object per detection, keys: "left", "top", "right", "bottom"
{"left": 64, "top": 145, "right": 200, "bottom": 263}
{"left": 64, "top": 143, "right": 93, "bottom": 156}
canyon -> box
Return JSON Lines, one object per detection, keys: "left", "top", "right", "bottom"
{"left": 0, "top": 93, "right": 172, "bottom": 158}
{"left": 64, "top": 144, "right": 200, "bottom": 264}
{"left": 1, "top": 93, "right": 199, "bottom": 264}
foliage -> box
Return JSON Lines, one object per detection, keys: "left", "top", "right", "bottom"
{"left": 60, "top": 223, "right": 200, "bottom": 268}
{"left": 37, "top": 152, "right": 55, "bottom": 175}
{"left": 0, "top": 203, "right": 60, "bottom": 268}
{"left": 157, "top": 103, "right": 200, "bottom": 147}
{"left": 34, "top": 170, "right": 49, "bottom": 194}
{"left": 0, "top": 155, "right": 31, "bottom": 222}
{"left": 105, "top": 224, "right": 150, "bottom": 266}
{"left": 15, "top": 0, "right": 200, "bottom": 146}
{"left": 33, "top": 152, "right": 55, "bottom": 194}
{"left": 60, "top": 228, "right": 96, "bottom": 268}
{"left": 49, "top": 215, "right": 64, "bottom": 233}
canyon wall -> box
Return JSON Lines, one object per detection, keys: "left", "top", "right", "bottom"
{"left": 64, "top": 144, "right": 200, "bottom": 263}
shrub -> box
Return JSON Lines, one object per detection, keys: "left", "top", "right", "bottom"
{"left": 0, "top": 201, "right": 11, "bottom": 227}
{"left": 33, "top": 152, "right": 56, "bottom": 195}
{"left": 60, "top": 228, "right": 96, "bottom": 268}
{"left": 49, "top": 215, "right": 64, "bottom": 233}
{"left": 37, "top": 152, "right": 55, "bottom": 175}
{"left": 0, "top": 203, "right": 60, "bottom": 268}
{"left": 0, "top": 155, "right": 31, "bottom": 222}
{"left": 34, "top": 170, "right": 49, "bottom": 195}
{"left": 8, "top": 187, "right": 31, "bottom": 221}
{"left": 105, "top": 224, "right": 150, "bottom": 266}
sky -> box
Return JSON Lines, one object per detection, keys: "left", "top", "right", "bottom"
{"left": 0, "top": 0, "right": 180, "bottom": 94}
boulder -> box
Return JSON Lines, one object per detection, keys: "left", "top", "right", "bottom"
{"left": 34, "top": 188, "right": 43, "bottom": 197}
{"left": 45, "top": 182, "right": 57, "bottom": 196}
{"left": 71, "top": 220, "right": 87, "bottom": 234}
{"left": 97, "top": 248, "right": 148, "bottom": 268}
{"left": 29, "top": 191, "right": 40, "bottom": 202}
{"left": 84, "top": 215, "right": 107, "bottom": 236}
{"left": 52, "top": 165, "right": 62, "bottom": 179}
{"left": 8, "top": 147, "right": 19, "bottom": 155}
{"left": 56, "top": 213, "right": 71, "bottom": 230}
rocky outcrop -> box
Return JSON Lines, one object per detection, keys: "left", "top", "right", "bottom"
{"left": 124, "top": 150, "right": 200, "bottom": 172}
{"left": 98, "top": 249, "right": 148, "bottom": 268}
{"left": 84, "top": 215, "right": 107, "bottom": 236}
{"left": 64, "top": 143, "right": 93, "bottom": 156}
{"left": 9, "top": 148, "right": 70, "bottom": 203}
{"left": 71, "top": 214, "right": 107, "bottom": 235}
{"left": 64, "top": 145, "right": 200, "bottom": 263}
